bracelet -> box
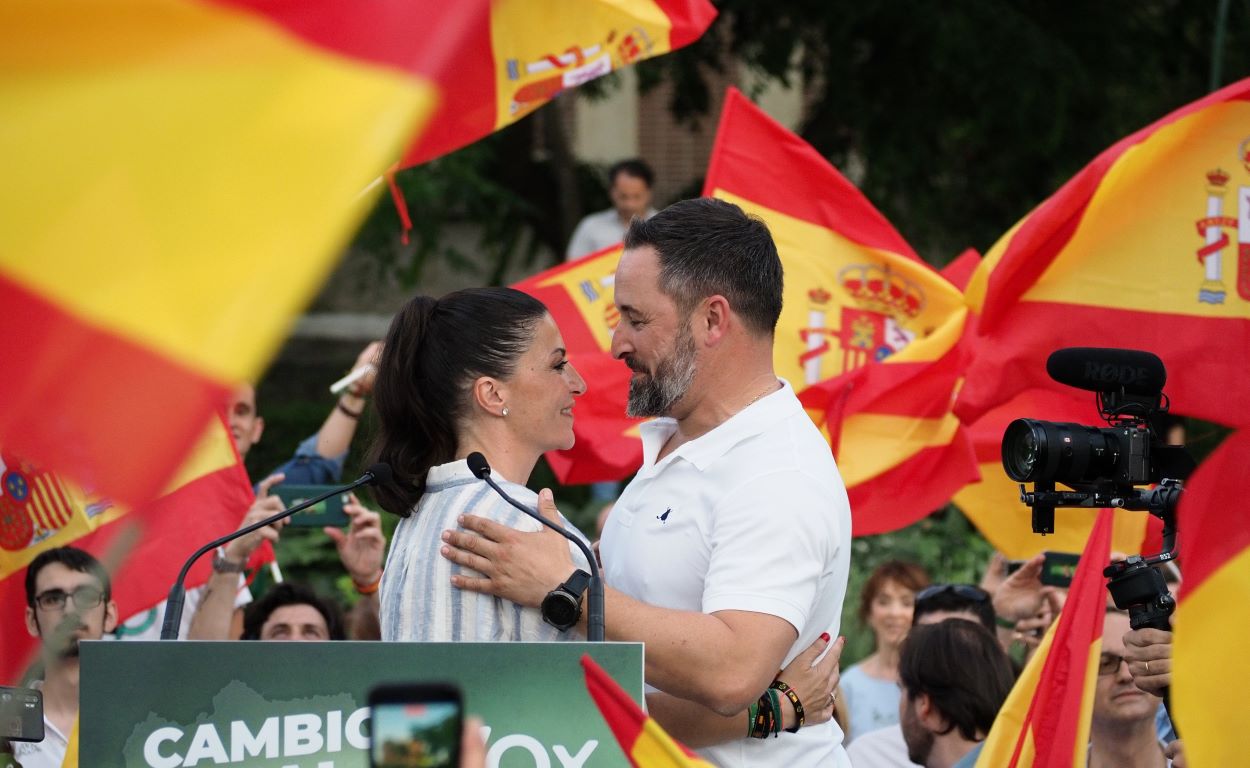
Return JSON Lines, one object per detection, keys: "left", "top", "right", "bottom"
{"left": 748, "top": 690, "right": 776, "bottom": 739}
{"left": 746, "top": 700, "right": 758, "bottom": 739}
{"left": 337, "top": 401, "right": 362, "bottom": 419}
{"left": 354, "top": 572, "right": 382, "bottom": 595}
{"left": 771, "top": 679, "right": 804, "bottom": 733}
{"left": 767, "top": 688, "right": 782, "bottom": 737}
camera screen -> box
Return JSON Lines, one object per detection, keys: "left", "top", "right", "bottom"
{"left": 370, "top": 701, "right": 460, "bottom": 768}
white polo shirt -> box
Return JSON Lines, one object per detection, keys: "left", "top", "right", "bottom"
{"left": 601, "top": 380, "right": 852, "bottom": 767}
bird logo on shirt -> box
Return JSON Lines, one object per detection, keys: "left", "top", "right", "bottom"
{"left": 657, "top": 508, "right": 671, "bottom": 523}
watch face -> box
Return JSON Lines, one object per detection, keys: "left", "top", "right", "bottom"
{"left": 542, "top": 593, "right": 578, "bottom": 629}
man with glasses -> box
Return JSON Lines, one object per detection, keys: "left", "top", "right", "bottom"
{"left": 15, "top": 547, "right": 117, "bottom": 768}
{"left": 1089, "top": 609, "right": 1168, "bottom": 768}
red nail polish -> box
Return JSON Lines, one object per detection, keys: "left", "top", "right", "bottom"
{"left": 820, "top": 632, "right": 830, "bottom": 642}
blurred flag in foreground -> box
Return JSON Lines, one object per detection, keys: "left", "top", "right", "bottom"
{"left": 0, "top": 416, "right": 253, "bottom": 684}
{"left": 704, "top": 88, "right": 977, "bottom": 535}
{"left": 976, "top": 508, "right": 1112, "bottom": 767}
{"left": 1173, "top": 429, "right": 1249, "bottom": 766}
{"left": 957, "top": 77, "right": 1250, "bottom": 430}
{"left": 582, "top": 655, "right": 714, "bottom": 767}
{"left": 403, "top": 0, "right": 716, "bottom": 167}
{"left": 0, "top": 0, "right": 470, "bottom": 510}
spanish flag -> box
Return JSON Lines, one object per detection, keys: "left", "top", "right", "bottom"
{"left": 0, "top": 415, "right": 254, "bottom": 684}
{"left": 513, "top": 243, "right": 645, "bottom": 483}
{"left": 975, "top": 508, "right": 1112, "bottom": 767}
{"left": 582, "top": 655, "right": 715, "bottom": 768}
{"left": 1173, "top": 429, "right": 1249, "bottom": 765}
{"left": 0, "top": 0, "right": 467, "bottom": 510}
{"left": 705, "top": 88, "right": 978, "bottom": 534}
{"left": 403, "top": 0, "right": 717, "bottom": 166}
{"left": 952, "top": 388, "right": 1160, "bottom": 559}
{"left": 956, "top": 77, "right": 1250, "bottom": 430}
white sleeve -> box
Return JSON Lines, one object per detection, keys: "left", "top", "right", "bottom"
{"left": 565, "top": 218, "right": 595, "bottom": 261}
{"left": 700, "top": 470, "right": 838, "bottom": 632}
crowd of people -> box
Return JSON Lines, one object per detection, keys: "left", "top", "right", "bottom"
{"left": 7, "top": 164, "right": 1187, "bottom": 768}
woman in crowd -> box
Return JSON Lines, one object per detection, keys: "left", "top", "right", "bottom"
{"left": 841, "top": 560, "right": 930, "bottom": 741}
{"left": 370, "top": 287, "right": 592, "bottom": 642}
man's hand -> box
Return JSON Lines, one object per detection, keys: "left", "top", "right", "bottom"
{"left": 441, "top": 489, "right": 575, "bottom": 608}
{"left": 1164, "top": 738, "right": 1186, "bottom": 768}
{"left": 223, "top": 474, "right": 287, "bottom": 564}
{"left": 991, "top": 553, "right": 1061, "bottom": 622}
{"left": 327, "top": 495, "right": 385, "bottom": 586}
{"left": 1121, "top": 627, "right": 1172, "bottom": 695}
{"left": 348, "top": 341, "right": 383, "bottom": 397}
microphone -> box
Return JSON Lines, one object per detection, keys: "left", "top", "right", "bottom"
{"left": 159, "top": 463, "right": 392, "bottom": 640}
{"left": 1046, "top": 348, "right": 1166, "bottom": 396}
{"left": 464, "top": 452, "right": 605, "bottom": 642}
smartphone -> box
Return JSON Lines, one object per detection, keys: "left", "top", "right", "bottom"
{"left": 270, "top": 485, "right": 350, "bottom": 528}
{"left": 0, "top": 686, "right": 43, "bottom": 743}
{"left": 1005, "top": 551, "right": 1081, "bottom": 588}
{"left": 1039, "top": 551, "right": 1081, "bottom": 588}
{"left": 368, "top": 683, "right": 463, "bottom": 768}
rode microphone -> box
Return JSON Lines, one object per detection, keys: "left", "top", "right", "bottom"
{"left": 159, "top": 463, "right": 393, "bottom": 640}
{"left": 1046, "top": 348, "right": 1167, "bottom": 397}
{"left": 465, "top": 452, "right": 605, "bottom": 642}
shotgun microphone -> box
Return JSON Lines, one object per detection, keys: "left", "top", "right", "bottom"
{"left": 159, "top": 463, "right": 392, "bottom": 640}
{"left": 465, "top": 452, "right": 605, "bottom": 642}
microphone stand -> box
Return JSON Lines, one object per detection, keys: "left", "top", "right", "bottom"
{"left": 472, "top": 464, "right": 605, "bottom": 642}
{"left": 159, "top": 466, "right": 387, "bottom": 640}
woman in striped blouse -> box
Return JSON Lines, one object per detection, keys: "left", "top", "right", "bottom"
{"left": 370, "top": 287, "right": 593, "bottom": 642}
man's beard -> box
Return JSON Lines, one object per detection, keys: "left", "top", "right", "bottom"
{"left": 900, "top": 698, "right": 934, "bottom": 766}
{"left": 625, "top": 325, "right": 697, "bottom": 418}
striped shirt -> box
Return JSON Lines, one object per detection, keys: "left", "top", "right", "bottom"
{"left": 380, "top": 459, "right": 592, "bottom": 642}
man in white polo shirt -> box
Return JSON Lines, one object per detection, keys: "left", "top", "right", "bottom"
{"left": 443, "top": 198, "right": 852, "bottom": 766}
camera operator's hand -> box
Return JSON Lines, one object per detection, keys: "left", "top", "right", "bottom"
{"left": 462, "top": 717, "right": 487, "bottom": 768}
{"left": 991, "top": 553, "right": 1059, "bottom": 622}
{"left": 1164, "top": 739, "right": 1187, "bottom": 768}
{"left": 1121, "top": 627, "right": 1172, "bottom": 695}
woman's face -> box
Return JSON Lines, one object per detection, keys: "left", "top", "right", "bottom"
{"left": 868, "top": 579, "right": 916, "bottom": 649}
{"left": 503, "top": 314, "right": 587, "bottom": 453}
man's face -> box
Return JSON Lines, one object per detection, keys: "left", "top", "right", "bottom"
{"left": 609, "top": 173, "right": 652, "bottom": 222}
{"left": 226, "top": 384, "right": 264, "bottom": 459}
{"left": 259, "top": 604, "right": 330, "bottom": 641}
{"left": 25, "top": 562, "right": 116, "bottom": 660}
{"left": 899, "top": 691, "right": 935, "bottom": 767}
{"left": 611, "top": 246, "right": 699, "bottom": 418}
{"left": 1093, "top": 612, "right": 1160, "bottom": 725}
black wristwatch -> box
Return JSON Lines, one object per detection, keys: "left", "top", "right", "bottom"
{"left": 541, "top": 569, "right": 591, "bottom": 632}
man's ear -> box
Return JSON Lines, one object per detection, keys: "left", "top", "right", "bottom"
{"left": 915, "top": 692, "right": 948, "bottom": 732}
{"left": 471, "top": 376, "right": 508, "bottom": 418}
{"left": 25, "top": 606, "right": 39, "bottom": 638}
{"left": 103, "top": 599, "right": 118, "bottom": 634}
{"left": 699, "top": 295, "right": 731, "bottom": 346}
{"left": 250, "top": 416, "right": 265, "bottom": 446}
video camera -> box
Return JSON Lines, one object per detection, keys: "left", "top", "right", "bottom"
{"left": 1000, "top": 347, "right": 1196, "bottom": 633}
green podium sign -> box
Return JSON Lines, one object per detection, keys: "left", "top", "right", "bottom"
{"left": 80, "top": 641, "right": 644, "bottom": 768}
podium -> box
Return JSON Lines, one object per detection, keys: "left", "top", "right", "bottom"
{"left": 80, "top": 641, "right": 644, "bottom": 767}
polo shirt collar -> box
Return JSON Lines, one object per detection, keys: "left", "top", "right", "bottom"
{"left": 638, "top": 379, "right": 800, "bottom": 472}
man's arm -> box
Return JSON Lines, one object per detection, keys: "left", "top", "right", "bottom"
{"left": 443, "top": 485, "right": 834, "bottom": 715}
{"left": 646, "top": 635, "right": 843, "bottom": 747}
{"left": 187, "top": 474, "right": 287, "bottom": 640}
{"left": 314, "top": 341, "right": 382, "bottom": 461}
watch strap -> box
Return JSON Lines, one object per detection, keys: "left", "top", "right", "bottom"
{"left": 212, "top": 553, "right": 246, "bottom": 574}
{"left": 562, "top": 569, "right": 591, "bottom": 599}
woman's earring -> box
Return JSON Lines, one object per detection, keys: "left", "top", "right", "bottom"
{"left": 501, "top": 407, "right": 509, "bottom": 417}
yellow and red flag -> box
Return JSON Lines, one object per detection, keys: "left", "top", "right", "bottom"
{"left": 956, "top": 77, "right": 1250, "bottom": 429}
{"left": 705, "top": 88, "right": 978, "bottom": 534}
{"left": 582, "top": 655, "right": 715, "bottom": 768}
{"left": 0, "top": 0, "right": 479, "bottom": 510}
{"left": 402, "top": 0, "right": 717, "bottom": 167}
{"left": 0, "top": 415, "right": 254, "bottom": 684}
{"left": 953, "top": 388, "right": 1162, "bottom": 559}
{"left": 1173, "top": 428, "right": 1249, "bottom": 765}
{"left": 975, "top": 508, "right": 1112, "bottom": 768}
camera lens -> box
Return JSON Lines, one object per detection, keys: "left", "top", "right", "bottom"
{"left": 1001, "top": 419, "right": 1119, "bottom": 484}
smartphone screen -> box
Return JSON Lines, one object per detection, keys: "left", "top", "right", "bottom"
{"left": 369, "top": 684, "right": 462, "bottom": 768}
{"left": 270, "top": 485, "right": 350, "bottom": 528}
{"left": 0, "top": 686, "right": 44, "bottom": 743}
{"left": 1040, "top": 551, "right": 1081, "bottom": 588}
